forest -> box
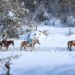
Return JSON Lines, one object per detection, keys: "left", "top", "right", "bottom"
{"left": 0, "top": 0, "right": 75, "bottom": 37}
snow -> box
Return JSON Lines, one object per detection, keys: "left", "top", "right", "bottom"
{"left": 11, "top": 51, "right": 75, "bottom": 75}
{"left": 0, "top": 26, "right": 75, "bottom": 75}
{"left": 8, "top": 11, "right": 14, "bottom": 17}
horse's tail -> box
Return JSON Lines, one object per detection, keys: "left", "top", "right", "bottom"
{"left": 68, "top": 42, "right": 70, "bottom": 49}
{"left": 20, "top": 41, "right": 26, "bottom": 50}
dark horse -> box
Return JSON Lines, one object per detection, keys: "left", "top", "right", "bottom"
{"left": 0, "top": 40, "right": 14, "bottom": 49}
{"left": 68, "top": 40, "right": 75, "bottom": 51}
{"left": 20, "top": 39, "right": 40, "bottom": 50}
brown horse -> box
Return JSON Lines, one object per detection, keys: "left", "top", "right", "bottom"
{"left": 20, "top": 39, "right": 40, "bottom": 50}
{"left": 0, "top": 40, "right": 14, "bottom": 49}
{"left": 68, "top": 40, "right": 75, "bottom": 51}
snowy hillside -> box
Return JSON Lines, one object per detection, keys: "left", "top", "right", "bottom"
{"left": 0, "top": 26, "right": 75, "bottom": 75}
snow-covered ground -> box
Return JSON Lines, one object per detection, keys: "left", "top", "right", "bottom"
{"left": 10, "top": 51, "right": 75, "bottom": 75}
{"left": 0, "top": 26, "right": 75, "bottom": 75}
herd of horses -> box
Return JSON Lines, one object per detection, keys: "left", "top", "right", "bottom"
{"left": 0, "top": 38, "right": 40, "bottom": 50}
{"left": 0, "top": 39, "right": 75, "bottom": 51}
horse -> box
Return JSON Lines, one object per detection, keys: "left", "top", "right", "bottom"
{"left": 20, "top": 39, "right": 40, "bottom": 50}
{"left": 0, "top": 40, "right": 14, "bottom": 50}
{"left": 68, "top": 40, "right": 75, "bottom": 51}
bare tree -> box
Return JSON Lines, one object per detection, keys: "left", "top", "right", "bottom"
{"left": 5, "top": 61, "right": 10, "bottom": 75}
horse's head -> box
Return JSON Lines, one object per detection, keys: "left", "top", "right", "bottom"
{"left": 33, "top": 39, "right": 40, "bottom": 45}
{"left": 11, "top": 41, "right": 14, "bottom": 45}
{"left": 36, "top": 39, "right": 40, "bottom": 44}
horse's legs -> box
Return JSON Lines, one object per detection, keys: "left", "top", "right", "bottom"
{"left": 68, "top": 42, "right": 72, "bottom": 51}
{"left": 0, "top": 45, "right": 2, "bottom": 50}
{"left": 68, "top": 46, "right": 72, "bottom": 51}
{"left": 6, "top": 46, "right": 8, "bottom": 50}
{"left": 69, "top": 48, "right": 72, "bottom": 51}
{"left": 20, "top": 46, "right": 26, "bottom": 51}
